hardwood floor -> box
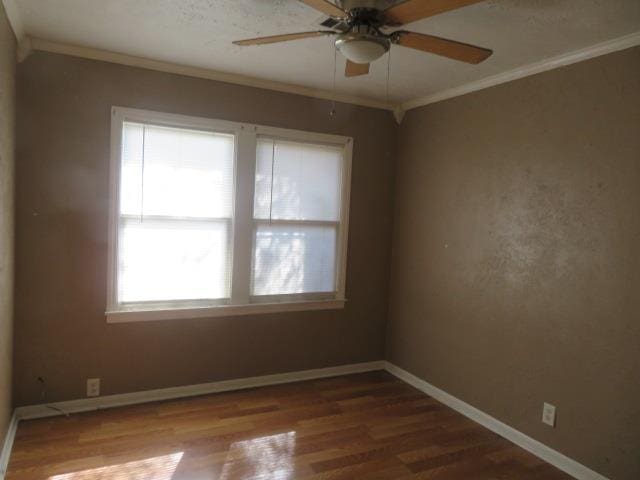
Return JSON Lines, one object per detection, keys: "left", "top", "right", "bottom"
{"left": 7, "top": 371, "right": 572, "bottom": 479}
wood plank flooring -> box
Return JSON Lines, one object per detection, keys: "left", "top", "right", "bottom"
{"left": 6, "top": 371, "right": 572, "bottom": 479}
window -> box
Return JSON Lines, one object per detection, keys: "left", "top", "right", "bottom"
{"left": 118, "top": 122, "right": 234, "bottom": 305}
{"left": 252, "top": 138, "right": 343, "bottom": 298}
{"left": 107, "top": 107, "right": 352, "bottom": 322}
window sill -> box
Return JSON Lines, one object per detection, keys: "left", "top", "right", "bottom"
{"left": 106, "top": 298, "right": 346, "bottom": 323}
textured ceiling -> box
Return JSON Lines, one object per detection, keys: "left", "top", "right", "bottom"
{"left": 14, "top": 0, "right": 640, "bottom": 104}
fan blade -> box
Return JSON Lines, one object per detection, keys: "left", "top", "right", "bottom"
{"left": 395, "top": 31, "right": 492, "bottom": 64}
{"left": 298, "top": 0, "right": 348, "bottom": 18}
{"left": 345, "top": 60, "right": 370, "bottom": 77}
{"left": 233, "top": 31, "right": 336, "bottom": 46}
{"left": 384, "top": 0, "right": 485, "bottom": 25}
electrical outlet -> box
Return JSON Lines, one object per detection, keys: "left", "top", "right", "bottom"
{"left": 87, "top": 378, "right": 100, "bottom": 397}
{"left": 542, "top": 402, "right": 556, "bottom": 427}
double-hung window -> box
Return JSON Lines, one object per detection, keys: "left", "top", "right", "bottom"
{"left": 107, "top": 107, "right": 352, "bottom": 322}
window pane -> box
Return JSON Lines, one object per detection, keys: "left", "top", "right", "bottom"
{"left": 252, "top": 224, "right": 337, "bottom": 296}
{"left": 254, "top": 138, "right": 342, "bottom": 221}
{"left": 118, "top": 218, "right": 230, "bottom": 303}
{"left": 117, "top": 120, "right": 235, "bottom": 305}
{"left": 120, "top": 122, "right": 234, "bottom": 218}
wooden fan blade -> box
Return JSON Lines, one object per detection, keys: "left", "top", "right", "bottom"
{"left": 233, "top": 31, "right": 335, "bottom": 46}
{"left": 384, "top": 0, "right": 485, "bottom": 25}
{"left": 345, "top": 60, "right": 370, "bottom": 77}
{"left": 298, "top": 0, "right": 348, "bottom": 18}
{"left": 395, "top": 31, "right": 492, "bottom": 64}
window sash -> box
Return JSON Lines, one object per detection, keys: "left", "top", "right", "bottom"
{"left": 107, "top": 107, "right": 352, "bottom": 321}
{"left": 116, "top": 216, "right": 233, "bottom": 305}
{"left": 250, "top": 219, "right": 340, "bottom": 298}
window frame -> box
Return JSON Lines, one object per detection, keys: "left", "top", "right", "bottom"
{"left": 106, "top": 107, "right": 352, "bottom": 323}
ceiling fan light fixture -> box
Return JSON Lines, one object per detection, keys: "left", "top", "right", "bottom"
{"left": 335, "top": 33, "right": 390, "bottom": 64}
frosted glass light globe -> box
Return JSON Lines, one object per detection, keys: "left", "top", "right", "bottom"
{"left": 335, "top": 34, "right": 390, "bottom": 63}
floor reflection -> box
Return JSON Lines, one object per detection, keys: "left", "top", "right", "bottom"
{"left": 219, "top": 431, "right": 296, "bottom": 480}
{"left": 49, "top": 452, "right": 184, "bottom": 480}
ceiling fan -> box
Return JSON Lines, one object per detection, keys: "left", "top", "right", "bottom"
{"left": 233, "top": 0, "right": 492, "bottom": 77}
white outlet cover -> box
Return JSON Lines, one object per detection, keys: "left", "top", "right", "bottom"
{"left": 87, "top": 378, "right": 101, "bottom": 397}
{"left": 542, "top": 402, "right": 556, "bottom": 427}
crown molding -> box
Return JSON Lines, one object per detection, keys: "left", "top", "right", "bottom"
{"left": 1, "top": 0, "right": 23, "bottom": 40}
{"left": 21, "top": 29, "right": 640, "bottom": 115}
{"left": 2, "top": 0, "right": 33, "bottom": 61}
{"left": 392, "top": 105, "right": 406, "bottom": 124}
{"left": 402, "top": 31, "right": 640, "bottom": 111}
{"left": 29, "top": 38, "right": 395, "bottom": 112}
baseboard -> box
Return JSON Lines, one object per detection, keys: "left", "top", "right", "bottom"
{"left": 14, "top": 361, "right": 385, "bottom": 421}
{"left": 0, "top": 412, "right": 18, "bottom": 480}
{"left": 6, "top": 360, "right": 608, "bottom": 480}
{"left": 384, "top": 362, "right": 609, "bottom": 480}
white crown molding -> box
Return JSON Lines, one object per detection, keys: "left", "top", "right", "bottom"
{"left": 14, "top": 361, "right": 385, "bottom": 420}
{"left": 28, "top": 38, "right": 395, "bottom": 112}
{"left": 1, "top": 0, "right": 31, "bottom": 62}
{"left": 401, "top": 31, "right": 640, "bottom": 111}
{"left": 392, "top": 105, "right": 405, "bottom": 124}
{"left": 0, "top": 412, "right": 18, "bottom": 480}
{"left": 23, "top": 30, "right": 640, "bottom": 114}
{"left": 1, "top": 0, "right": 23, "bottom": 40}
{"left": 384, "top": 362, "right": 610, "bottom": 480}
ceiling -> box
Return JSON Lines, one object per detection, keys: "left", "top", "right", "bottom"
{"left": 11, "top": 0, "right": 640, "bottom": 107}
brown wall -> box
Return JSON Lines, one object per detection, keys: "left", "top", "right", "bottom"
{"left": 14, "top": 52, "right": 396, "bottom": 406}
{"left": 13, "top": 37, "right": 640, "bottom": 480}
{"left": 387, "top": 46, "right": 640, "bottom": 480}
{"left": 0, "top": 1, "right": 16, "bottom": 450}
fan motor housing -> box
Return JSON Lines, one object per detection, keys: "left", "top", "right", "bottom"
{"left": 337, "top": 0, "right": 397, "bottom": 11}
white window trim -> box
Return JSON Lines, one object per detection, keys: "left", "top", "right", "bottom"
{"left": 106, "top": 106, "right": 352, "bottom": 323}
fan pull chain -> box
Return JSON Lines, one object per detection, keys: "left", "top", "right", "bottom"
{"left": 386, "top": 46, "right": 392, "bottom": 105}
{"left": 330, "top": 43, "right": 337, "bottom": 117}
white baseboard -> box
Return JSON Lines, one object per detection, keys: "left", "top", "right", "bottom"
{"left": 14, "top": 361, "right": 385, "bottom": 421}
{"left": 3, "top": 360, "right": 610, "bottom": 480}
{"left": 0, "top": 412, "right": 18, "bottom": 480}
{"left": 383, "top": 362, "right": 609, "bottom": 480}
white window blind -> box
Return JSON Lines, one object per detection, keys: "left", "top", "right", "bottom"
{"left": 252, "top": 138, "right": 344, "bottom": 297}
{"left": 117, "top": 122, "right": 235, "bottom": 305}
{"left": 108, "top": 107, "right": 352, "bottom": 322}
